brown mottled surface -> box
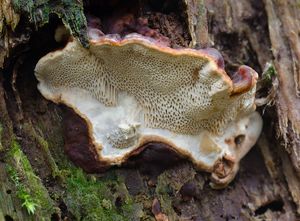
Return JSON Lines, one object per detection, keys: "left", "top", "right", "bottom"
{"left": 0, "top": 0, "right": 300, "bottom": 220}
{"left": 85, "top": 0, "right": 191, "bottom": 48}
{"left": 62, "top": 106, "right": 110, "bottom": 173}
{"left": 263, "top": 0, "right": 300, "bottom": 181}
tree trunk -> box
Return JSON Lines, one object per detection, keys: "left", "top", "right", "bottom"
{"left": 0, "top": 0, "right": 300, "bottom": 220}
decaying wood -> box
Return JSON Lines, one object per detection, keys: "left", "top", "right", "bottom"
{"left": 184, "top": 0, "right": 209, "bottom": 48}
{"left": 0, "top": 0, "right": 20, "bottom": 67}
{"left": 0, "top": 0, "right": 300, "bottom": 220}
{"left": 264, "top": 0, "right": 300, "bottom": 174}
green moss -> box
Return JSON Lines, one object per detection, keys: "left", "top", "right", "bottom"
{"left": 0, "top": 123, "right": 3, "bottom": 151}
{"left": 23, "top": 122, "right": 62, "bottom": 179}
{"left": 34, "top": 119, "right": 70, "bottom": 176}
{"left": 262, "top": 62, "right": 277, "bottom": 82}
{"left": 6, "top": 165, "right": 39, "bottom": 215}
{"left": 6, "top": 140, "right": 56, "bottom": 219}
{"left": 155, "top": 177, "right": 176, "bottom": 221}
{"left": 154, "top": 166, "right": 196, "bottom": 221}
{"left": 65, "top": 168, "right": 141, "bottom": 221}
{"left": 12, "top": 0, "right": 88, "bottom": 46}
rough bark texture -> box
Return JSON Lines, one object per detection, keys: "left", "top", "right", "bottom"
{"left": 0, "top": 0, "right": 300, "bottom": 221}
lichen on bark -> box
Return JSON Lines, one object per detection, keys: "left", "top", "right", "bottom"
{"left": 11, "top": 0, "right": 88, "bottom": 46}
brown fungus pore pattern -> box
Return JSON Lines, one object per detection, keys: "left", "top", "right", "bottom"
{"left": 35, "top": 32, "right": 262, "bottom": 188}
{"left": 35, "top": 36, "right": 255, "bottom": 134}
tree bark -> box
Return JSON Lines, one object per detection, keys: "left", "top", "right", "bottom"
{"left": 0, "top": 0, "right": 300, "bottom": 220}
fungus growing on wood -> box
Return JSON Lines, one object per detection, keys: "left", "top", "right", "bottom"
{"left": 35, "top": 28, "right": 262, "bottom": 188}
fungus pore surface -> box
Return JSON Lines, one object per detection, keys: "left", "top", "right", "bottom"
{"left": 35, "top": 28, "right": 262, "bottom": 187}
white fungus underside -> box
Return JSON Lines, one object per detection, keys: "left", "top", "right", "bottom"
{"left": 35, "top": 40, "right": 255, "bottom": 135}
{"left": 34, "top": 38, "right": 262, "bottom": 169}
{"left": 38, "top": 82, "right": 262, "bottom": 168}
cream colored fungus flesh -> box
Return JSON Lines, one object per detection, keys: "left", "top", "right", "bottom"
{"left": 35, "top": 36, "right": 262, "bottom": 177}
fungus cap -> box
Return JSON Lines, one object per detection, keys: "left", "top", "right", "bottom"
{"left": 35, "top": 34, "right": 262, "bottom": 187}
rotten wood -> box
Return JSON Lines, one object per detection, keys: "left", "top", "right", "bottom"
{"left": 264, "top": 0, "right": 300, "bottom": 175}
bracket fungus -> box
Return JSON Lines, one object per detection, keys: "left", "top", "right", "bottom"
{"left": 35, "top": 26, "right": 262, "bottom": 188}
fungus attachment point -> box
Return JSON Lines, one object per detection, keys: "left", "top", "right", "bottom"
{"left": 199, "top": 48, "right": 225, "bottom": 69}
{"left": 210, "top": 111, "right": 262, "bottom": 188}
{"left": 35, "top": 28, "right": 262, "bottom": 188}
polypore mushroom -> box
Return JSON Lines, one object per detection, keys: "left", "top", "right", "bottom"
{"left": 35, "top": 28, "right": 262, "bottom": 188}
